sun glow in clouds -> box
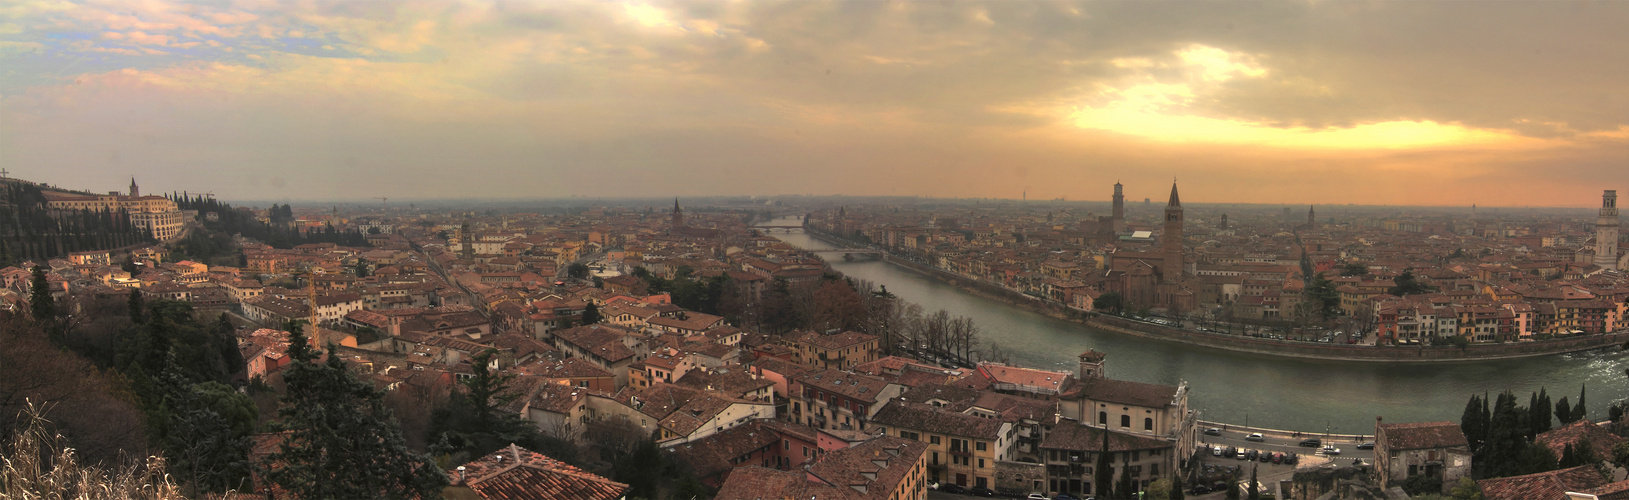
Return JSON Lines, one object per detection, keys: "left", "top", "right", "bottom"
{"left": 1071, "top": 44, "right": 1535, "bottom": 150}
{"left": 624, "top": 3, "right": 675, "bottom": 28}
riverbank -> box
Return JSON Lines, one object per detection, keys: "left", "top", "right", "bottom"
{"left": 801, "top": 229, "right": 1629, "bottom": 363}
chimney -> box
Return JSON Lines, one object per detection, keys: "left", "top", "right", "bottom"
{"left": 456, "top": 465, "right": 466, "bottom": 483}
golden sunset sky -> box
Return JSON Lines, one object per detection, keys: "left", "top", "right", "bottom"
{"left": 1, "top": 1, "right": 1625, "bottom": 205}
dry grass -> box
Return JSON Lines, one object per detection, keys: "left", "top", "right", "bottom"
{"left": 1, "top": 401, "right": 186, "bottom": 500}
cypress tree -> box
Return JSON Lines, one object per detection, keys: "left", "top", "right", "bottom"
{"left": 1463, "top": 394, "right": 1487, "bottom": 453}
{"left": 1557, "top": 397, "right": 1574, "bottom": 425}
{"left": 1247, "top": 464, "right": 1260, "bottom": 500}
{"left": 1094, "top": 426, "right": 1115, "bottom": 499}
{"left": 129, "top": 289, "right": 145, "bottom": 325}
{"left": 1537, "top": 388, "right": 1553, "bottom": 434}
{"left": 1116, "top": 452, "right": 1138, "bottom": 498}
{"left": 28, "top": 266, "right": 55, "bottom": 324}
{"left": 1575, "top": 384, "right": 1587, "bottom": 423}
{"left": 263, "top": 321, "right": 448, "bottom": 498}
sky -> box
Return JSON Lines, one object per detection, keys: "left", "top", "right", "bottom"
{"left": 1, "top": 1, "right": 1626, "bottom": 206}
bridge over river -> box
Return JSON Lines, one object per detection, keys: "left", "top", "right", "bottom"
{"left": 758, "top": 216, "right": 1629, "bottom": 433}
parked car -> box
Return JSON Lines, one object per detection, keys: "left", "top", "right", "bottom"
{"left": 1272, "top": 452, "right": 1285, "bottom": 464}
{"left": 1205, "top": 428, "right": 1223, "bottom": 436}
{"left": 1286, "top": 452, "right": 1299, "bottom": 465}
{"left": 1245, "top": 449, "right": 1259, "bottom": 460}
{"left": 1259, "top": 451, "right": 1273, "bottom": 462}
{"left": 1298, "top": 438, "right": 1322, "bottom": 447}
{"left": 1236, "top": 449, "right": 1249, "bottom": 460}
{"left": 1028, "top": 494, "right": 1050, "bottom": 500}
{"left": 1188, "top": 486, "right": 1212, "bottom": 495}
{"left": 941, "top": 484, "right": 967, "bottom": 494}
{"left": 968, "top": 486, "right": 996, "bottom": 497}
{"left": 928, "top": 481, "right": 939, "bottom": 491}
{"left": 1245, "top": 433, "right": 1265, "bottom": 442}
{"left": 1321, "top": 445, "right": 1342, "bottom": 455}
{"left": 1357, "top": 442, "right": 1375, "bottom": 450}
{"left": 1052, "top": 493, "right": 1079, "bottom": 500}
{"left": 1212, "top": 446, "right": 1224, "bottom": 457}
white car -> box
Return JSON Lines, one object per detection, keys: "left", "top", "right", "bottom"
{"left": 1321, "top": 445, "right": 1342, "bottom": 455}
{"left": 1027, "top": 495, "right": 1049, "bottom": 500}
{"left": 1212, "top": 446, "right": 1224, "bottom": 457}
{"left": 1245, "top": 433, "right": 1265, "bottom": 442}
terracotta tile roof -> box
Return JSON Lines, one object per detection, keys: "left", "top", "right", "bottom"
{"left": 523, "top": 381, "right": 591, "bottom": 413}
{"left": 1378, "top": 421, "right": 1468, "bottom": 451}
{"left": 899, "top": 383, "right": 982, "bottom": 406}
{"left": 1072, "top": 377, "right": 1179, "bottom": 408}
{"left": 1536, "top": 420, "right": 1625, "bottom": 460}
{"left": 797, "top": 369, "right": 892, "bottom": 402}
{"left": 619, "top": 383, "right": 766, "bottom": 439}
{"left": 448, "top": 443, "right": 629, "bottom": 500}
{"left": 869, "top": 401, "right": 1005, "bottom": 440}
{"left": 977, "top": 363, "right": 1072, "bottom": 393}
{"left": 713, "top": 436, "right": 927, "bottom": 500}
{"left": 1581, "top": 480, "right": 1629, "bottom": 500}
{"left": 1040, "top": 420, "right": 1172, "bottom": 452}
{"left": 794, "top": 330, "right": 880, "bottom": 350}
{"left": 675, "top": 368, "right": 774, "bottom": 400}
{"left": 1477, "top": 465, "right": 1606, "bottom": 500}
{"left": 523, "top": 357, "right": 612, "bottom": 380}
{"left": 807, "top": 436, "right": 928, "bottom": 496}
{"left": 713, "top": 466, "right": 826, "bottom": 500}
{"left": 667, "top": 421, "right": 781, "bottom": 480}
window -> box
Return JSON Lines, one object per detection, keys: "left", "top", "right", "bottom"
{"left": 1144, "top": 418, "right": 1153, "bottom": 431}
{"left": 931, "top": 435, "right": 941, "bottom": 445}
{"left": 1098, "top": 412, "right": 1107, "bottom": 425}
{"left": 1120, "top": 415, "right": 1131, "bottom": 428}
{"left": 784, "top": 439, "right": 790, "bottom": 450}
{"left": 978, "top": 458, "right": 985, "bottom": 468}
{"left": 976, "top": 441, "right": 987, "bottom": 452}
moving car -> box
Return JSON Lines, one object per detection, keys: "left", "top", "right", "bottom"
{"left": 1357, "top": 442, "right": 1375, "bottom": 450}
{"left": 1298, "top": 438, "right": 1322, "bottom": 447}
{"left": 1321, "top": 445, "right": 1342, "bottom": 455}
{"left": 1246, "top": 433, "right": 1265, "bottom": 442}
{"left": 1205, "top": 428, "right": 1223, "bottom": 436}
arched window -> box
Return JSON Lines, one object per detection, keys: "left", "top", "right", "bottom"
{"left": 1098, "top": 412, "right": 1107, "bottom": 425}
{"left": 1144, "top": 418, "right": 1154, "bottom": 431}
{"left": 1120, "top": 415, "right": 1131, "bottom": 428}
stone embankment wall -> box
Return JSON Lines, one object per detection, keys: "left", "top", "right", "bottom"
{"left": 804, "top": 229, "right": 1629, "bottom": 363}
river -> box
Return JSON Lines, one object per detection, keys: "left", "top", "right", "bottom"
{"left": 765, "top": 219, "right": 1629, "bottom": 434}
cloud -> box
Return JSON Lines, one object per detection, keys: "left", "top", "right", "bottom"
{"left": 0, "top": 0, "right": 1626, "bottom": 204}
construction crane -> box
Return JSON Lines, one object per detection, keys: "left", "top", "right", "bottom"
{"left": 374, "top": 196, "right": 388, "bottom": 208}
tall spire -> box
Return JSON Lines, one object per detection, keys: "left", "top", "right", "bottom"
{"left": 129, "top": 177, "right": 139, "bottom": 198}
{"left": 1167, "top": 181, "right": 1181, "bottom": 207}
